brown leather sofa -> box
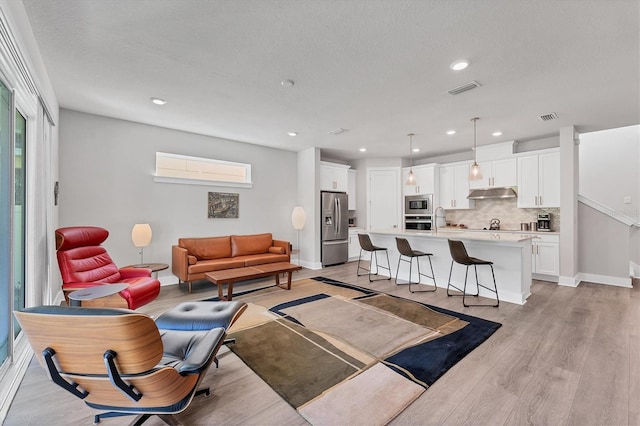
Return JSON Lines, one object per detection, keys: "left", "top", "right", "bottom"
{"left": 172, "top": 233, "right": 290, "bottom": 293}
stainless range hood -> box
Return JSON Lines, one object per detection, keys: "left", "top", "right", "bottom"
{"left": 467, "top": 187, "right": 517, "bottom": 200}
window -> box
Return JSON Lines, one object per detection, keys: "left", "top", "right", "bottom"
{"left": 154, "top": 152, "right": 252, "bottom": 188}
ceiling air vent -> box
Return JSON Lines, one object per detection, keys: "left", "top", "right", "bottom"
{"left": 328, "top": 128, "right": 349, "bottom": 135}
{"left": 539, "top": 112, "right": 559, "bottom": 121}
{"left": 447, "top": 80, "right": 481, "bottom": 95}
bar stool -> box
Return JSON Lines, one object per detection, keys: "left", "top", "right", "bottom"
{"left": 446, "top": 239, "right": 499, "bottom": 307}
{"left": 394, "top": 237, "right": 436, "bottom": 293}
{"left": 357, "top": 233, "right": 391, "bottom": 282}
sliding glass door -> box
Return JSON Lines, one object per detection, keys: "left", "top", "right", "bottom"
{"left": 13, "top": 109, "right": 26, "bottom": 339}
{"left": 0, "top": 78, "right": 26, "bottom": 372}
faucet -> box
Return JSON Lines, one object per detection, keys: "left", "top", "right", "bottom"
{"left": 434, "top": 206, "right": 445, "bottom": 233}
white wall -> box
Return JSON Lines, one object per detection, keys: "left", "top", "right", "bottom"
{"left": 578, "top": 124, "right": 640, "bottom": 281}
{"left": 578, "top": 202, "right": 632, "bottom": 279}
{"left": 580, "top": 125, "right": 640, "bottom": 221}
{"left": 58, "top": 109, "right": 298, "bottom": 284}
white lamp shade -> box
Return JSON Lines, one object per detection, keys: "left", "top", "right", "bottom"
{"left": 291, "top": 207, "right": 306, "bottom": 230}
{"left": 131, "top": 223, "right": 152, "bottom": 247}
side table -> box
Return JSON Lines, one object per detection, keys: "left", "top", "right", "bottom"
{"left": 68, "top": 283, "right": 129, "bottom": 307}
{"left": 124, "top": 262, "right": 169, "bottom": 278}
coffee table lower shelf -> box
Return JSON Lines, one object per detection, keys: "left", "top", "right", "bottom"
{"left": 205, "top": 262, "right": 302, "bottom": 301}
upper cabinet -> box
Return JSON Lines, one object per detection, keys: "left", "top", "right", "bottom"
{"left": 468, "top": 158, "right": 517, "bottom": 189}
{"left": 438, "top": 162, "right": 475, "bottom": 209}
{"left": 347, "top": 169, "right": 357, "bottom": 210}
{"left": 517, "top": 151, "right": 560, "bottom": 208}
{"left": 402, "top": 164, "right": 437, "bottom": 196}
{"left": 320, "top": 161, "right": 350, "bottom": 192}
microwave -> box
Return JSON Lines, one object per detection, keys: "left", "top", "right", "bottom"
{"left": 405, "top": 194, "right": 433, "bottom": 215}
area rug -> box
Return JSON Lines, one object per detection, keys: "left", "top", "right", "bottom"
{"left": 218, "top": 276, "right": 501, "bottom": 425}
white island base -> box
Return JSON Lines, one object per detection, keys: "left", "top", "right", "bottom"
{"left": 367, "top": 229, "right": 533, "bottom": 305}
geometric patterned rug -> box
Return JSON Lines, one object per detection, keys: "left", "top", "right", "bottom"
{"left": 223, "top": 276, "right": 502, "bottom": 425}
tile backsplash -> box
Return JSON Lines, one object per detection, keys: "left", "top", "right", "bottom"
{"left": 442, "top": 198, "right": 560, "bottom": 231}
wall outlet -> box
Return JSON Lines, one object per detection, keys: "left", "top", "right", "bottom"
{"left": 624, "top": 196, "right": 632, "bottom": 204}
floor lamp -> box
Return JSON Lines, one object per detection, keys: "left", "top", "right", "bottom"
{"left": 291, "top": 206, "right": 306, "bottom": 266}
{"left": 131, "top": 223, "right": 152, "bottom": 267}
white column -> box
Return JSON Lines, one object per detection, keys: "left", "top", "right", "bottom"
{"left": 558, "top": 125, "right": 579, "bottom": 286}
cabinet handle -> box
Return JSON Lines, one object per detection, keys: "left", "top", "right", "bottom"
{"left": 535, "top": 195, "right": 538, "bottom": 206}
{"left": 539, "top": 195, "right": 543, "bottom": 206}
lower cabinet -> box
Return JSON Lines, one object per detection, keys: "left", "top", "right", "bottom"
{"left": 532, "top": 234, "right": 559, "bottom": 277}
{"left": 348, "top": 228, "right": 364, "bottom": 260}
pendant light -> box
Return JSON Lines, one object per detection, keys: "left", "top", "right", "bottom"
{"left": 406, "top": 133, "right": 417, "bottom": 186}
{"left": 468, "top": 117, "right": 483, "bottom": 181}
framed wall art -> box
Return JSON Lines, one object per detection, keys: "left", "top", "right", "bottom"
{"left": 208, "top": 192, "right": 239, "bottom": 218}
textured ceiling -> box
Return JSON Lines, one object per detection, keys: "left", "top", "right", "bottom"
{"left": 21, "top": 0, "right": 640, "bottom": 161}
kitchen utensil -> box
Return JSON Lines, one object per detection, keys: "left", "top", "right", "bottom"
{"left": 530, "top": 222, "right": 538, "bottom": 231}
{"left": 520, "top": 223, "right": 529, "bottom": 231}
{"left": 489, "top": 218, "right": 500, "bottom": 230}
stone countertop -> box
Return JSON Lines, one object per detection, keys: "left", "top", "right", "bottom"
{"left": 438, "top": 226, "right": 559, "bottom": 235}
{"left": 370, "top": 228, "right": 534, "bottom": 243}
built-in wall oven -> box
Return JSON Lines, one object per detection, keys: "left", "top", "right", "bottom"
{"left": 405, "top": 215, "right": 432, "bottom": 231}
{"left": 405, "top": 194, "right": 433, "bottom": 215}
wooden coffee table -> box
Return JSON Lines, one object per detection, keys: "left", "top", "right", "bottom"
{"left": 205, "top": 262, "right": 302, "bottom": 301}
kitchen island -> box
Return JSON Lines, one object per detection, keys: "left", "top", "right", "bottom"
{"left": 368, "top": 229, "right": 534, "bottom": 305}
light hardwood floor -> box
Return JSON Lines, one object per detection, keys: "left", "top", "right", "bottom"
{"left": 5, "top": 261, "right": 640, "bottom": 426}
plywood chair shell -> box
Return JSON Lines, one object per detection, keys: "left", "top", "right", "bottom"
{"left": 15, "top": 309, "right": 163, "bottom": 375}
{"left": 67, "top": 369, "right": 200, "bottom": 408}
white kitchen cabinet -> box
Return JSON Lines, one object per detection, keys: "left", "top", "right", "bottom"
{"left": 532, "top": 234, "right": 559, "bottom": 276}
{"left": 517, "top": 151, "right": 560, "bottom": 208}
{"left": 348, "top": 228, "right": 364, "bottom": 260}
{"left": 320, "top": 161, "right": 350, "bottom": 192}
{"left": 402, "top": 164, "right": 436, "bottom": 196}
{"left": 469, "top": 158, "right": 517, "bottom": 189}
{"left": 438, "top": 163, "right": 475, "bottom": 209}
{"left": 348, "top": 169, "right": 357, "bottom": 210}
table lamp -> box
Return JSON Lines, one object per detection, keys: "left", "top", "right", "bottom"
{"left": 131, "top": 223, "right": 152, "bottom": 266}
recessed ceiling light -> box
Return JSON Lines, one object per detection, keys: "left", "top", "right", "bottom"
{"left": 492, "top": 131, "right": 502, "bottom": 136}
{"left": 412, "top": 148, "right": 420, "bottom": 153}
{"left": 281, "top": 79, "right": 295, "bottom": 88}
{"left": 287, "top": 131, "right": 298, "bottom": 136}
{"left": 449, "top": 59, "right": 470, "bottom": 71}
{"left": 359, "top": 148, "right": 367, "bottom": 152}
{"left": 446, "top": 130, "right": 456, "bottom": 135}
{"left": 150, "top": 97, "right": 166, "bottom": 105}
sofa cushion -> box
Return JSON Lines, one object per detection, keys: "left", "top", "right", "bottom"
{"left": 240, "top": 253, "right": 290, "bottom": 266}
{"left": 231, "top": 233, "right": 273, "bottom": 257}
{"left": 188, "top": 258, "right": 246, "bottom": 274}
{"left": 268, "top": 246, "right": 285, "bottom": 254}
{"left": 179, "top": 236, "right": 231, "bottom": 260}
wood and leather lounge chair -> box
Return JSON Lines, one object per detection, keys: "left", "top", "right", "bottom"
{"left": 15, "top": 301, "right": 247, "bottom": 425}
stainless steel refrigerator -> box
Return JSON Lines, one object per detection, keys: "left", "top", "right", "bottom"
{"left": 321, "top": 191, "right": 349, "bottom": 266}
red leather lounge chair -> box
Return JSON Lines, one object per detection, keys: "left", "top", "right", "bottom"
{"left": 55, "top": 226, "right": 160, "bottom": 309}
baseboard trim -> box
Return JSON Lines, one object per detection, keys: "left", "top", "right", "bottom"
{"left": 558, "top": 275, "right": 579, "bottom": 287}
{"left": 302, "top": 260, "right": 323, "bottom": 270}
{"left": 576, "top": 272, "right": 632, "bottom": 288}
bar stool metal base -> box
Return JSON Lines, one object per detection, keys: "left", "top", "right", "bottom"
{"left": 357, "top": 248, "right": 392, "bottom": 282}
{"left": 446, "top": 262, "right": 499, "bottom": 307}
{"left": 395, "top": 253, "right": 437, "bottom": 293}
